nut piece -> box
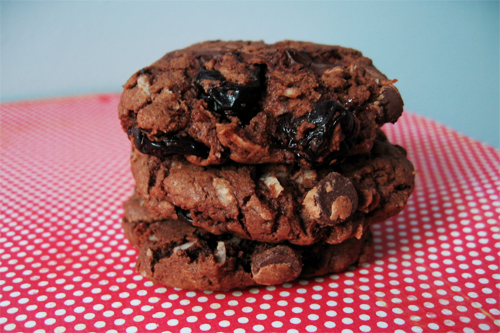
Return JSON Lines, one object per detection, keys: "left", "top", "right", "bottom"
{"left": 173, "top": 241, "right": 196, "bottom": 253}
{"left": 303, "top": 172, "right": 358, "bottom": 226}
{"left": 260, "top": 173, "right": 284, "bottom": 199}
{"left": 250, "top": 246, "right": 302, "bottom": 285}
{"left": 213, "top": 178, "right": 237, "bottom": 207}
{"left": 137, "top": 75, "right": 151, "bottom": 97}
{"left": 214, "top": 241, "right": 226, "bottom": 264}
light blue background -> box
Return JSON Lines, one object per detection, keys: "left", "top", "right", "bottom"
{"left": 2, "top": 1, "right": 499, "bottom": 148}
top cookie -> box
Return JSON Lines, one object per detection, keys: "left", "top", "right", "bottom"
{"left": 119, "top": 40, "right": 404, "bottom": 167}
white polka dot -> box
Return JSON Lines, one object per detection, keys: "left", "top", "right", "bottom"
{"left": 325, "top": 321, "right": 336, "bottom": 328}
{"left": 310, "top": 304, "right": 321, "bottom": 310}
{"left": 342, "top": 318, "right": 353, "bottom": 324}
{"left": 3, "top": 324, "right": 16, "bottom": 331}
{"left": 64, "top": 316, "right": 75, "bottom": 323}
{"left": 199, "top": 324, "right": 211, "bottom": 331}
{"left": 74, "top": 323, "right": 86, "bottom": 331}
{"left": 204, "top": 313, "right": 215, "bottom": 320}
{"left": 272, "top": 321, "right": 283, "bottom": 328}
{"left": 428, "top": 323, "right": 439, "bottom": 330}
{"left": 394, "top": 318, "right": 405, "bottom": 325}
{"left": 133, "top": 315, "right": 144, "bottom": 322}
{"left": 167, "top": 319, "right": 178, "bottom": 326}
{"left": 253, "top": 325, "right": 265, "bottom": 332}
{"left": 306, "top": 325, "right": 317, "bottom": 332}
{"left": 103, "top": 311, "right": 114, "bottom": 317}
{"left": 114, "top": 319, "right": 125, "bottom": 326}
{"left": 186, "top": 316, "right": 198, "bottom": 323}
{"left": 94, "top": 322, "right": 105, "bottom": 328}
{"left": 295, "top": 311, "right": 311, "bottom": 322}
{"left": 145, "top": 323, "right": 158, "bottom": 330}
{"left": 258, "top": 304, "right": 270, "bottom": 311}
{"left": 25, "top": 321, "right": 36, "bottom": 328}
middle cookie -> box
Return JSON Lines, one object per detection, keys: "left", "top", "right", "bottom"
{"left": 131, "top": 135, "right": 415, "bottom": 246}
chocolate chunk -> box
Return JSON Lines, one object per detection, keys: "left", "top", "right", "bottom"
{"left": 284, "top": 48, "right": 313, "bottom": 68}
{"left": 303, "top": 172, "right": 358, "bottom": 226}
{"left": 376, "top": 85, "right": 404, "bottom": 124}
{"left": 130, "top": 127, "right": 209, "bottom": 159}
{"left": 283, "top": 48, "right": 333, "bottom": 74}
{"left": 277, "top": 101, "right": 357, "bottom": 164}
{"left": 195, "top": 67, "right": 263, "bottom": 124}
{"left": 194, "top": 69, "right": 226, "bottom": 83}
{"left": 250, "top": 246, "right": 302, "bottom": 285}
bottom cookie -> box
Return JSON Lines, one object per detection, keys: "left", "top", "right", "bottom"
{"left": 123, "top": 195, "right": 373, "bottom": 291}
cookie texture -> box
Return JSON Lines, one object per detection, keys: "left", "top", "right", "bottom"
{"left": 119, "top": 40, "right": 404, "bottom": 167}
{"left": 123, "top": 195, "right": 373, "bottom": 291}
{"left": 130, "top": 132, "right": 415, "bottom": 245}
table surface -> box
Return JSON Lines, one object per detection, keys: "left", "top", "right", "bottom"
{"left": 1, "top": 94, "right": 499, "bottom": 333}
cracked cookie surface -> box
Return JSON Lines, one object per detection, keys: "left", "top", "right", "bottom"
{"left": 119, "top": 40, "right": 404, "bottom": 167}
{"left": 130, "top": 132, "right": 415, "bottom": 245}
{"left": 123, "top": 195, "right": 373, "bottom": 291}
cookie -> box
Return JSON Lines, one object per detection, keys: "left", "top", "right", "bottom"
{"left": 123, "top": 195, "right": 373, "bottom": 291}
{"left": 130, "top": 133, "right": 415, "bottom": 245}
{"left": 119, "top": 40, "right": 404, "bottom": 167}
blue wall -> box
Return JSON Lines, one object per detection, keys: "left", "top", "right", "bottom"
{"left": 2, "top": 1, "right": 499, "bottom": 148}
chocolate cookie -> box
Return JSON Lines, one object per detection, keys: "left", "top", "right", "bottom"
{"left": 130, "top": 133, "right": 414, "bottom": 245}
{"left": 119, "top": 40, "right": 404, "bottom": 167}
{"left": 123, "top": 195, "right": 373, "bottom": 291}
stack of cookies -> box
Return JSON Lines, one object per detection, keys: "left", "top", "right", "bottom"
{"left": 118, "top": 41, "right": 415, "bottom": 291}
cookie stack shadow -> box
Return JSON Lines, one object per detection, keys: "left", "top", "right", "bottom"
{"left": 118, "top": 41, "right": 415, "bottom": 291}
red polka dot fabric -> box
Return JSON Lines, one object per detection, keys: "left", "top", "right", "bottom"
{"left": 1, "top": 94, "right": 499, "bottom": 333}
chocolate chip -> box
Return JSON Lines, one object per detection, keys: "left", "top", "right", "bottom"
{"left": 250, "top": 246, "right": 302, "bottom": 285}
{"left": 195, "top": 69, "right": 225, "bottom": 83}
{"left": 284, "top": 48, "right": 332, "bottom": 74}
{"left": 129, "top": 127, "right": 210, "bottom": 159}
{"left": 194, "top": 68, "right": 263, "bottom": 124}
{"left": 284, "top": 48, "right": 313, "bottom": 68}
{"left": 376, "top": 85, "right": 404, "bottom": 124}
{"left": 276, "top": 101, "right": 357, "bottom": 164}
{"left": 303, "top": 172, "right": 358, "bottom": 225}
